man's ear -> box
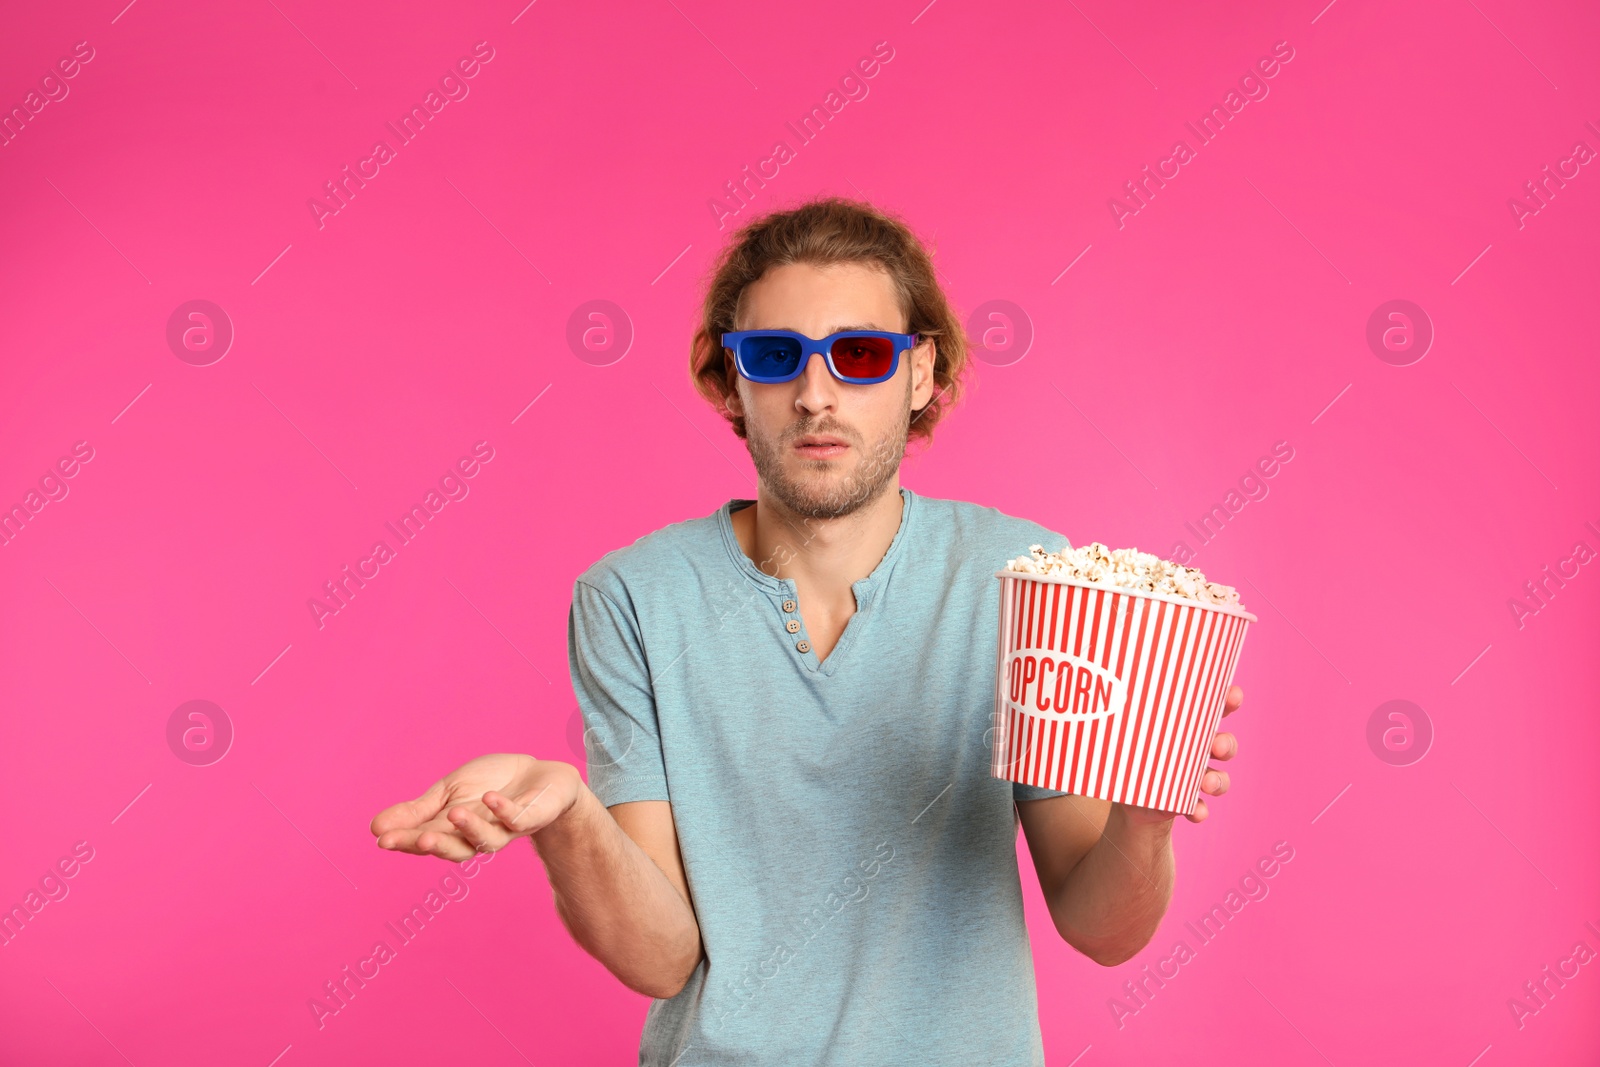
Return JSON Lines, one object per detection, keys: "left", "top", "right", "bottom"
{"left": 722, "top": 350, "right": 744, "bottom": 416}
{"left": 910, "top": 337, "right": 937, "bottom": 409}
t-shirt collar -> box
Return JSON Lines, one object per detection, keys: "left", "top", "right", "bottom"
{"left": 717, "top": 487, "right": 917, "bottom": 608}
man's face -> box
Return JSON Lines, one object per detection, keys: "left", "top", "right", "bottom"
{"left": 725, "top": 261, "right": 936, "bottom": 520}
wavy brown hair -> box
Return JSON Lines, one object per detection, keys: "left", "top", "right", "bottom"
{"left": 688, "top": 196, "right": 970, "bottom": 449}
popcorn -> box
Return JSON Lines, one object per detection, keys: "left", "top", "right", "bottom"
{"left": 1004, "top": 542, "right": 1243, "bottom": 609}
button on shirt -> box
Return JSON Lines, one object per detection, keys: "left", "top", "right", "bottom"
{"left": 567, "top": 487, "right": 1073, "bottom": 1066}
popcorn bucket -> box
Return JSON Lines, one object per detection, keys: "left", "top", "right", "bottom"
{"left": 990, "top": 570, "right": 1256, "bottom": 815}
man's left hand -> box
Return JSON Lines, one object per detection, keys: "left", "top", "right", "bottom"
{"left": 1188, "top": 683, "right": 1242, "bottom": 823}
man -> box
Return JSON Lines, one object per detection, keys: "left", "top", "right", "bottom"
{"left": 371, "top": 196, "right": 1244, "bottom": 1064}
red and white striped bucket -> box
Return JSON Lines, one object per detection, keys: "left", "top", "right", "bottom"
{"left": 990, "top": 570, "right": 1256, "bottom": 815}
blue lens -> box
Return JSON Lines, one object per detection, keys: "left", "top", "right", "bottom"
{"left": 743, "top": 335, "right": 804, "bottom": 379}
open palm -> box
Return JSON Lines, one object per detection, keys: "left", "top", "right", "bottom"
{"left": 369, "top": 752, "right": 577, "bottom": 862}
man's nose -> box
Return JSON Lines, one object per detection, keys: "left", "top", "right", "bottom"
{"left": 793, "top": 349, "right": 839, "bottom": 414}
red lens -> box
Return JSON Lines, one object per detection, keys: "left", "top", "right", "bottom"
{"left": 828, "top": 336, "right": 895, "bottom": 380}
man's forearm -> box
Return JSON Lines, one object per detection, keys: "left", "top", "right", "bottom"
{"left": 531, "top": 782, "right": 702, "bottom": 997}
{"left": 1049, "top": 807, "right": 1175, "bottom": 966}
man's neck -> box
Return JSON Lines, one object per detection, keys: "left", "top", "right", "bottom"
{"left": 732, "top": 480, "right": 905, "bottom": 607}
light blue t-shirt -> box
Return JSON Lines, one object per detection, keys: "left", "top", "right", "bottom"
{"left": 568, "top": 487, "right": 1073, "bottom": 1066}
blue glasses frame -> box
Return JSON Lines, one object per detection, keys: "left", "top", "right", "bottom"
{"left": 721, "top": 329, "right": 920, "bottom": 385}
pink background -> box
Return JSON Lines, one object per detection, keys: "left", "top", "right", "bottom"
{"left": 2, "top": 0, "right": 1597, "bottom": 1063}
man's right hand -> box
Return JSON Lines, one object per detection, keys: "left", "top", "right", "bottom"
{"left": 370, "top": 752, "right": 703, "bottom": 997}
{"left": 370, "top": 753, "right": 581, "bottom": 862}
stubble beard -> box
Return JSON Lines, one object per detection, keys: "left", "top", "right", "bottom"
{"left": 743, "top": 384, "right": 910, "bottom": 521}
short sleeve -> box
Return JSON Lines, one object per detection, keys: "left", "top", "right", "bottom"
{"left": 1013, "top": 781, "right": 1070, "bottom": 802}
{"left": 567, "top": 578, "right": 670, "bottom": 806}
